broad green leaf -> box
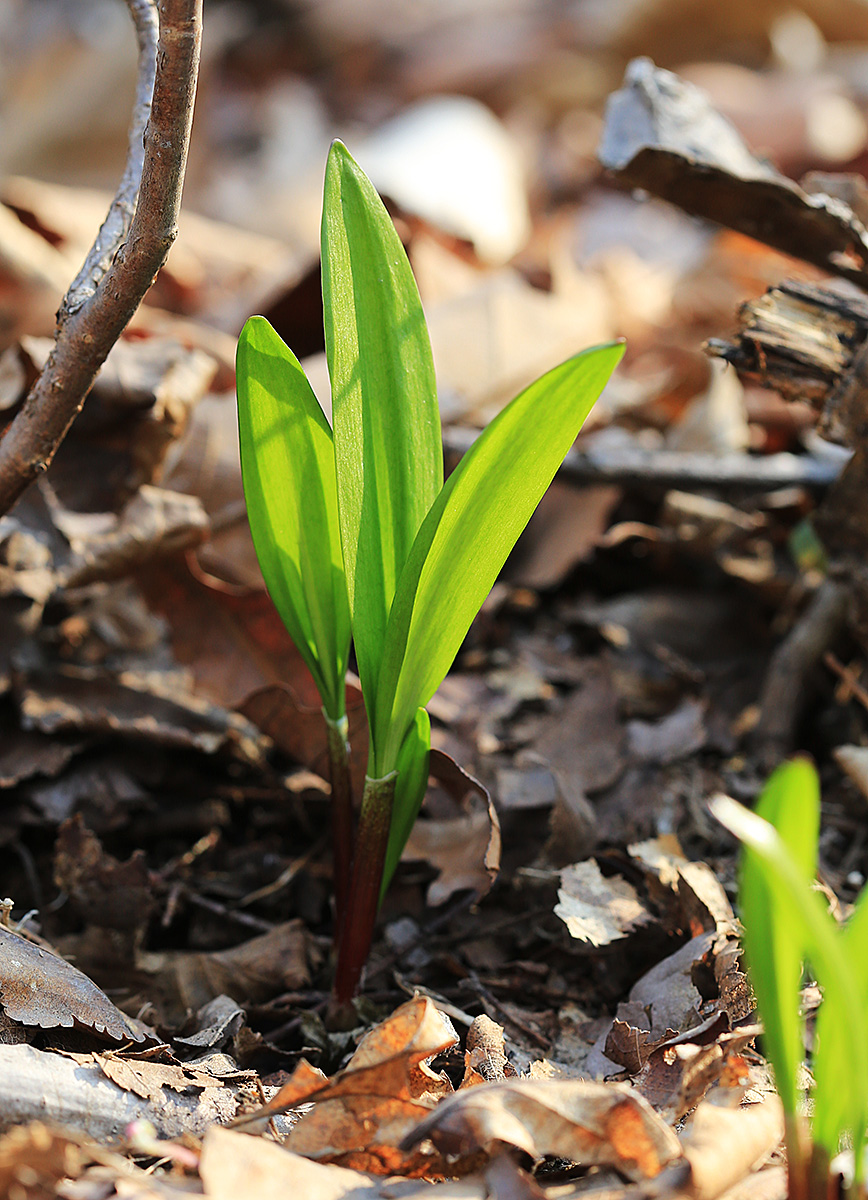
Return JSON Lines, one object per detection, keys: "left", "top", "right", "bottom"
{"left": 322, "top": 141, "right": 442, "bottom": 715}
{"left": 372, "top": 342, "right": 624, "bottom": 775}
{"left": 714, "top": 793, "right": 868, "bottom": 1170}
{"left": 236, "top": 316, "right": 351, "bottom": 718}
{"left": 739, "top": 759, "right": 819, "bottom": 1119}
{"left": 380, "top": 707, "right": 431, "bottom": 900}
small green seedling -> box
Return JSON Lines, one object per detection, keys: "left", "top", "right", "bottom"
{"left": 712, "top": 761, "right": 868, "bottom": 1200}
{"left": 237, "top": 141, "right": 624, "bottom": 1007}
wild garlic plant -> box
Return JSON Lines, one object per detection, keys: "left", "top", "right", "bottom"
{"left": 237, "top": 141, "right": 623, "bottom": 1007}
{"left": 713, "top": 760, "right": 868, "bottom": 1200}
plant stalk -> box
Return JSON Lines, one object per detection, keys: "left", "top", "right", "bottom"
{"left": 331, "top": 772, "right": 397, "bottom": 1009}
{"left": 324, "top": 710, "right": 353, "bottom": 939}
{"left": 784, "top": 1114, "right": 809, "bottom": 1200}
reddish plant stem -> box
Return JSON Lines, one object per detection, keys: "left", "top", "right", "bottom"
{"left": 331, "top": 772, "right": 396, "bottom": 1009}
{"left": 324, "top": 711, "right": 354, "bottom": 940}
{"left": 0, "top": 0, "right": 202, "bottom": 516}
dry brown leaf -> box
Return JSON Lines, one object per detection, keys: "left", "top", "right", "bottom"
{"left": 285, "top": 1002, "right": 458, "bottom": 1174}
{"left": 403, "top": 751, "right": 500, "bottom": 906}
{"left": 200, "top": 1126, "right": 488, "bottom": 1200}
{"left": 626, "top": 698, "right": 707, "bottom": 766}
{"left": 461, "top": 1015, "right": 517, "bottom": 1087}
{"left": 140, "top": 560, "right": 332, "bottom": 721}
{"left": 555, "top": 860, "right": 652, "bottom": 948}
{"left": 346, "top": 994, "right": 457, "bottom": 1102}
{"left": 627, "top": 932, "right": 716, "bottom": 1038}
{"left": 98, "top": 1052, "right": 239, "bottom": 1106}
{"left": 628, "top": 838, "right": 738, "bottom": 936}
{"left": 604, "top": 1018, "right": 678, "bottom": 1076}
{"left": 506, "top": 482, "right": 622, "bottom": 590}
{"left": 636, "top": 1026, "right": 758, "bottom": 1122}
{"left": 140, "top": 921, "right": 310, "bottom": 1025}
{"left": 57, "top": 486, "right": 209, "bottom": 589}
{"left": 401, "top": 1078, "right": 683, "bottom": 1181}
{"left": 677, "top": 1097, "right": 784, "bottom": 1200}
{"left": 236, "top": 998, "right": 459, "bottom": 1174}
{"left": 599, "top": 58, "right": 868, "bottom": 289}
{"left": 18, "top": 666, "right": 269, "bottom": 766}
{"left": 54, "top": 814, "right": 153, "bottom": 937}
{"left": 533, "top": 657, "right": 626, "bottom": 794}
{"left": 200, "top": 1126, "right": 382, "bottom": 1200}
{"left": 0, "top": 924, "right": 151, "bottom": 1044}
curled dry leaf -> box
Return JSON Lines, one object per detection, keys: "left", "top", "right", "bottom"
{"left": 401, "top": 1078, "right": 683, "bottom": 1181}
{"left": 239, "top": 678, "right": 369, "bottom": 795}
{"left": 461, "top": 1015, "right": 517, "bottom": 1086}
{"left": 604, "top": 1018, "right": 678, "bottom": 1077}
{"left": 403, "top": 750, "right": 501, "bottom": 906}
{"left": 627, "top": 837, "right": 738, "bottom": 937}
{"left": 598, "top": 58, "right": 868, "bottom": 290}
{"left": 0, "top": 925, "right": 151, "bottom": 1044}
{"left": 625, "top": 932, "right": 716, "bottom": 1038}
{"left": 239, "top": 998, "right": 459, "bottom": 1175}
{"left": 555, "top": 859, "right": 652, "bottom": 948}
{"left": 636, "top": 1025, "right": 759, "bottom": 1123}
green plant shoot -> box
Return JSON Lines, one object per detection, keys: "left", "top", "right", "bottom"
{"left": 237, "top": 140, "right": 624, "bottom": 1007}
{"left": 712, "top": 762, "right": 868, "bottom": 1200}
{"left": 237, "top": 318, "right": 355, "bottom": 923}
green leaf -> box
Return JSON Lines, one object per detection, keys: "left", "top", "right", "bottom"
{"left": 322, "top": 140, "right": 442, "bottom": 715}
{"left": 236, "top": 316, "right": 351, "bottom": 718}
{"left": 815, "top": 874, "right": 868, "bottom": 1179}
{"left": 380, "top": 707, "right": 430, "bottom": 900}
{"left": 713, "top": 792, "right": 868, "bottom": 1170}
{"left": 372, "top": 342, "right": 624, "bottom": 774}
{"left": 738, "top": 759, "right": 819, "bottom": 1121}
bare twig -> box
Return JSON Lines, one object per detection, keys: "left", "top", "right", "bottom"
{"left": 64, "top": 0, "right": 160, "bottom": 316}
{"left": 751, "top": 580, "right": 850, "bottom": 767}
{"left": 0, "top": 0, "right": 202, "bottom": 516}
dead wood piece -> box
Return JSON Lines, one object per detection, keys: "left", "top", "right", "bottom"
{"left": 0, "top": 0, "right": 202, "bottom": 515}
{"left": 751, "top": 580, "right": 850, "bottom": 767}
{"left": 598, "top": 58, "right": 868, "bottom": 289}
{"left": 0, "top": 1043, "right": 239, "bottom": 1140}
{"left": 707, "top": 280, "right": 868, "bottom": 446}
{"left": 443, "top": 426, "right": 842, "bottom": 492}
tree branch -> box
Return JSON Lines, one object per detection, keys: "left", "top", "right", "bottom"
{"left": 0, "top": 0, "right": 202, "bottom": 516}
{"left": 64, "top": 0, "right": 160, "bottom": 316}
